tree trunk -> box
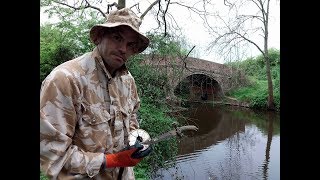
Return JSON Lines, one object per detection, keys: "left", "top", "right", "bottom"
{"left": 264, "top": 3, "right": 275, "bottom": 111}
{"left": 264, "top": 22, "right": 275, "bottom": 111}
{"left": 265, "top": 53, "right": 275, "bottom": 110}
{"left": 118, "top": 0, "right": 125, "bottom": 9}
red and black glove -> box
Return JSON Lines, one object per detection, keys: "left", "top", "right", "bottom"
{"left": 105, "top": 140, "right": 152, "bottom": 168}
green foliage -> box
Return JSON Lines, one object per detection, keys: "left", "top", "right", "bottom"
{"left": 249, "top": 81, "right": 268, "bottom": 108}
{"left": 226, "top": 48, "right": 280, "bottom": 110}
{"left": 256, "top": 48, "right": 280, "bottom": 67}
{"left": 135, "top": 103, "right": 178, "bottom": 179}
{"left": 40, "top": 171, "right": 48, "bottom": 180}
{"left": 272, "top": 65, "right": 280, "bottom": 109}
{"left": 53, "top": 13, "right": 102, "bottom": 54}
{"left": 228, "top": 48, "right": 280, "bottom": 80}
{"left": 40, "top": 14, "right": 101, "bottom": 83}
{"left": 174, "top": 79, "right": 191, "bottom": 100}
{"left": 125, "top": 33, "right": 192, "bottom": 178}
{"left": 40, "top": 24, "right": 75, "bottom": 81}
{"left": 127, "top": 53, "right": 179, "bottom": 179}
{"left": 145, "top": 32, "right": 189, "bottom": 57}
{"left": 127, "top": 55, "right": 169, "bottom": 108}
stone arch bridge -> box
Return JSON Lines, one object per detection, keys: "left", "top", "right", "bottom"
{"left": 141, "top": 56, "right": 247, "bottom": 102}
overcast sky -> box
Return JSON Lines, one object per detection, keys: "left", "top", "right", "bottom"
{"left": 40, "top": 0, "right": 280, "bottom": 64}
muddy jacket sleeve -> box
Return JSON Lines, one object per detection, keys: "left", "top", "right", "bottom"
{"left": 40, "top": 70, "right": 104, "bottom": 179}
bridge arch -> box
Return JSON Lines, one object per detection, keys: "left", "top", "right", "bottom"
{"left": 174, "top": 73, "right": 224, "bottom": 101}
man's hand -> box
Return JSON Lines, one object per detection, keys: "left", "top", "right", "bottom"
{"left": 105, "top": 140, "right": 152, "bottom": 168}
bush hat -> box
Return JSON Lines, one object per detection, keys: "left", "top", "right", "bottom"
{"left": 90, "top": 8, "right": 149, "bottom": 53}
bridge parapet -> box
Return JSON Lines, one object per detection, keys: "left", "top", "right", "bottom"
{"left": 140, "top": 55, "right": 247, "bottom": 99}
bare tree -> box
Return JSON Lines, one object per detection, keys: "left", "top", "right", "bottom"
{"left": 41, "top": 0, "right": 212, "bottom": 38}
{"left": 205, "top": 0, "right": 278, "bottom": 110}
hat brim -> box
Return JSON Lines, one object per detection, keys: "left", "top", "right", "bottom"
{"left": 90, "top": 23, "right": 149, "bottom": 53}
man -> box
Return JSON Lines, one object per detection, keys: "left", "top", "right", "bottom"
{"left": 40, "top": 8, "right": 152, "bottom": 179}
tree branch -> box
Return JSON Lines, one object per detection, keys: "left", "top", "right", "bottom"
{"left": 140, "top": 0, "right": 160, "bottom": 20}
{"left": 162, "top": 0, "right": 171, "bottom": 36}
{"left": 169, "top": 2, "right": 208, "bottom": 15}
{"left": 235, "top": 31, "right": 264, "bottom": 55}
{"left": 52, "top": 0, "right": 107, "bottom": 18}
{"left": 181, "top": 45, "right": 196, "bottom": 72}
{"left": 130, "top": 3, "right": 140, "bottom": 12}
{"left": 107, "top": 2, "right": 119, "bottom": 14}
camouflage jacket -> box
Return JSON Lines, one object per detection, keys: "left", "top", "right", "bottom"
{"left": 40, "top": 47, "right": 140, "bottom": 180}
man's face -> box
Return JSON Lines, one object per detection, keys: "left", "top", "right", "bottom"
{"left": 97, "top": 26, "right": 140, "bottom": 71}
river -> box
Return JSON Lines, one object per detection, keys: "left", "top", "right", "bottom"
{"left": 153, "top": 103, "right": 280, "bottom": 180}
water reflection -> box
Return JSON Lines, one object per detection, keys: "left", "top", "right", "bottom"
{"left": 154, "top": 104, "right": 280, "bottom": 180}
{"left": 262, "top": 112, "right": 275, "bottom": 180}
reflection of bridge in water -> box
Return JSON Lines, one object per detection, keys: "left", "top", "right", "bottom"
{"left": 176, "top": 106, "right": 247, "bottom": 155}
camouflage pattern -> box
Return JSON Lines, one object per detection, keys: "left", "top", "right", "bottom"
{"left": 40, "top": 47, "right": 140, "bottom": 180}
{"left": 90, "top": 8, "right": 149, "bottom": 53}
